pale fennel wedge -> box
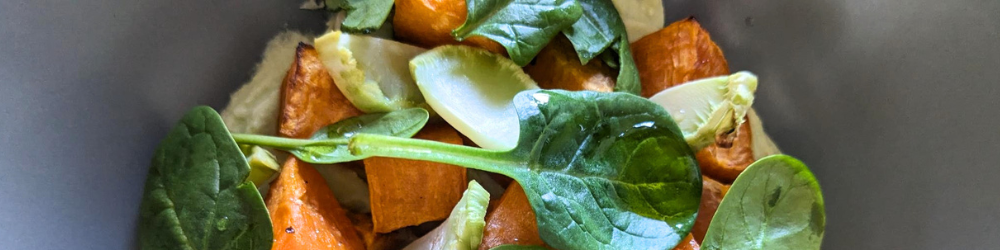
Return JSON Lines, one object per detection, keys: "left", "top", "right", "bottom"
{"left": 315, "top": 31, "right": 428, "bottom": 113}
{"left": 402, "top": 181, "right": 490, "bottom": 250}
{"left": 649, "top": 71, "right": 758, "bottom": 151}
{"left": 409, "top": 45, "right": 540, "bottom": 150}
{"left": 610, "top": 0, "right": 665, "bottom": 42}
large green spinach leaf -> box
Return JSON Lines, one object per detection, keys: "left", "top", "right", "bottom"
{"left": 453, "top": 0, "right": 583, "bottom": 66}
{"left": 234, "top": 91, "right": 701, "bottom": 249}
{"left": 701, "top": 155, "right": 826, "bottom": 250}
{"left": 231, "top": 108, "right": 429, "bottom": 164}
{"left": 138, "top": 106, "right": 272, "bottom": 250}
{"left": 346, "top": 90, "right": 701, "bottom": 250}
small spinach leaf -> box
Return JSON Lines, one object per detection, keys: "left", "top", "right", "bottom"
{"left": 138, "top": 106, "right": 272, "bottom": 250}
{"left": 561, "top": 0, "right": 640, "bottom": 95}
{"left": 339, "top": 0, "right": 394, "bottom": 33}
{"left": 561, "top": 0, "right": 617, "bottom": 64}
{"left": 231, "top": 108, "right": 429, "bottom": 164}
{"left": 453, "top": 0, "right": 583, "bottom": 66}
{"left": 612, "top": 38, "right": 640, "bottom": 94}
{"left": 701, "top": 155, "right": 826, "bottom": 250}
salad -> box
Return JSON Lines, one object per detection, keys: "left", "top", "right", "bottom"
{"left": 136, "top": 0, "right": 825, "bottom": 249}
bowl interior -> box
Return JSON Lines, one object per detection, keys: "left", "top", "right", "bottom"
{"left": 1, "top": 0, "right": 998, "bottom": 249}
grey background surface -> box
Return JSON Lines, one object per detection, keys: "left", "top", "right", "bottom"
{"left": 0, "top": 0, "right": 997, "bottom": 249}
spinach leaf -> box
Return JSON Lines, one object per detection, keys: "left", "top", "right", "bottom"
{"left": 701, "top": 155, "right": 826, "bottom": 250}
{"left": 453, "top": 0, "right": 583, "bottom": 66}
{"left": 561, "top": 0, "right": 640, "bottom": 95}
{"left": 231, "top": 108, "right": 429, "bottom": 164}
{"left": 138, "top": 106, "right": 272, "bottom": 250}
{"left": 347, "top": 90, "right": 701, "bottom": 250}
{"left": 234, "top": 91, "right": 701, "bottom": 249}
{"left": 612, "top": 39, "right": 640, "bottom": 94}
{"left": 339, "top": 0, "right": 394, "bottom": 33}
{"left": 451, "top": 0, "right": 640, "bottom": 94}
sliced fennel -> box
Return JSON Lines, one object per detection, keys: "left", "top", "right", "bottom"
{"left": 409, "top": 45, "right": 540, "bottom": 150}
{"left": 649, "top": 71, "right": 758, "bottom": 151}
{"left": 315, "top": 31, "right": 428, "bottom": 113}
{"left": 610, "top": 0, "right": 665, "bottom": 42}
{"left": 403, "top": 181, "right": 490, "bottom": 250}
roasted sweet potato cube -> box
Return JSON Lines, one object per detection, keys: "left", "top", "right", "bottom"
{"left": 673, "top": 234, "right": 701, "bottom": 250}
{"left": 267, "top": 158, "right": 366, "bottom": 250}
{"left": 364, "top": 123, "right": 469, "bottom": 233}
{"left": 268, "top": 42, "right": 367, "bottom": 250}
{"left": 393, "top": 0, "right": 505, "bottom": 54}
{"left": 691, "top": 176, "right": 730, "bottom": 244}
{"left": 279, "top": 43, "right": 363, "bottom": 139}
{"left": 479, "top": 182, "right": 551, "bottom": 250}
{"left": 697, "top": 121, "right": 755, "bottom": 183}
{"left": 631, "top": 17, "right": 730, "bottom": 98}
{"left": 524, "top": 35, "right": 616, "bottom": 92}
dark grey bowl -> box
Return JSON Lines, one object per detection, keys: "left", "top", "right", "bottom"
{"left": 1, "top": 0, "right": 997, "bottom": 249}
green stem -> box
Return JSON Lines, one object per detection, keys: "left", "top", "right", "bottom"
{"left": 231, "top": 133, "right": 348, "bottom": 149}
{"left": 349, "top": 133, "right": 517, "bottom": 176}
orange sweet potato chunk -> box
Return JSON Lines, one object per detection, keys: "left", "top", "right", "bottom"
{"left": 267, "top": 42, "right": 367, "bottom": 250}
{"left": 691, "top": 176, "right": 730, "bottom": 244}
{"left": 631, "top": 18, "right": 755, "bottom": 183}
{"left": 393, "top": 0, "right": 505, "bottom": 54}
{"left": 697, "top": 121, "right": 755, "bottom": 183}
{"left": 673, "top": 234, "right": 701, "bottom": 250}
{"left": 631, "top": 17, "right": 730, "bottom": 98}
{"left": 364, "top": 123, "right": 469, "bottom": 233}
{"left": 267, "top": 158, "right": 366, "bottom": 250}
{"left": 479, "top": 182, "right": 551, "bottom": 250}
{"left": 525, "top": 35, "right": 616, "bottom": 92}
{"left": 278, "top": 43, "right": 363, "bottom": 139}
